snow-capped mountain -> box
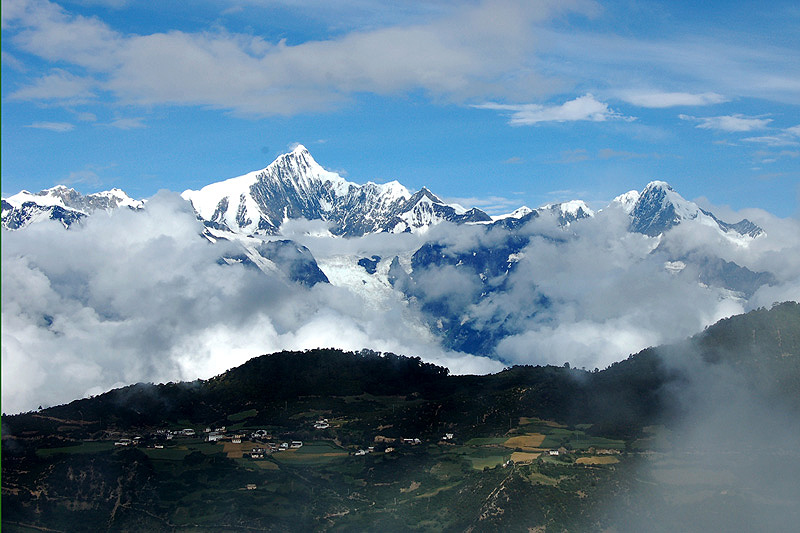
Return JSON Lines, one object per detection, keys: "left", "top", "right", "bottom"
{"left": 538, "top": 200, "right": 594, "bottom": 226}
{"left": 627, "top": 181, "right": 763, "bottom": 241}
{"left": 1, "top": 186, "right": 143, "bottom": 230}
{"left": 491, "top": 201, "right": 594, "bottom": 227}
{"left": 611, "top": 190, "right": 640, "bottom": 214}
{"left": 2, "top": 146, "right": 787, "bottom": 390}
{"left": 2, "top": 148, "right": 762, "bottom": 247}
{"left": 492, "top": 206, "right": 534, "bottom": 221}
{"left": 181, "top": 145, "right": 491, "bottom": 237}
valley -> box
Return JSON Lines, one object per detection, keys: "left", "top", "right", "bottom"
{"left": 4, "top": 302, "right": 800, "bottom": 531}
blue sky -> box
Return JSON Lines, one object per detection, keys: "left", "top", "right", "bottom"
{"left": 2, "top": 0, "right": 799, "bottom": 216}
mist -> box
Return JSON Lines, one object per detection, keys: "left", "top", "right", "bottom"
{"left": 606, "top": 334, "right": 800, "bottom": 531}
{"left": 3, "top": 193, "right": 799, "bottom": 415}
{"left": 1, "top": 192, "right": 501, "bottom": 414}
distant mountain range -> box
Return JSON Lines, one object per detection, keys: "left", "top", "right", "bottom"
{"left": 1, "top": 144, "right": 764, "bottom": 243}
{"left": 2, "top": 146, "right": 778, "bottom": 360}
{"left": 1, "top": 185, "right": 143, "bottom": 230}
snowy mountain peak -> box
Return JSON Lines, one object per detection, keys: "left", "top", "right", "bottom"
{"left": 643, "top": 180, "right": 670, "bottom": 191}
{"left": 182, "top": 147, "right": 493, "bottom": 237}
{"left": 509, "top": 206, "right": 533, "bottom": 218}
{"left": 612, "top": 190, "right": 641, "bottom": 213}
{"left": 491, "top": 206, "right": 534, "bottom": 222}
{"left": 182, "top": 146, "right": 356, "bottom": 235}
{"left": 543, "top": 200, "right": 594, "bottom": 217}
{"left": 2, "top": 186, "right": 144, "bottom": 230}
{"left": 630, "top": 180, "right": 699, "bottom": 236}
{"left": 408, "top": 187, "right": 444, "bottom": 205}
{"left": 629, "top": 180, "right": 763, "bottom": 242}
{"left": 534, "top": 200, "right": 594, "bottom": 226}
{"left": 291, "top": 143, "right": 309, "bottom": 155}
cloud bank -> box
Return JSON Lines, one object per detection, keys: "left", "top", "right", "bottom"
{"left": 0, "top": 193, "right": 501, "bottom": 414}
{"left": 3, "top": 192, "right": 799, "bottom": 415}
{"left": 475, "top": 94, "right": 630, "bottom": 125}
{"left": 2, "top": 0, "right": 595, "bottom": 115}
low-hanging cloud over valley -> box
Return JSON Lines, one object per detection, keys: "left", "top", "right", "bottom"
{"left": 3, "top": 189, "right": 800, "bottom": 414}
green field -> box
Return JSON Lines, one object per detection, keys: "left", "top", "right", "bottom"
{"left": 271, "top": 441, "right": 349, "bottom": 465}
{"left": 227, "top": 408, "right": 258, "bottom": 422}
{"left": 36, "top": 441, "right": 116, "bottom": 457}
{"left": 464, "top": 437, "right": 508, "bottom": 446}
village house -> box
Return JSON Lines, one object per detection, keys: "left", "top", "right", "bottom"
{"left": 251, "top": 429, "right": 271, "bottom": 440}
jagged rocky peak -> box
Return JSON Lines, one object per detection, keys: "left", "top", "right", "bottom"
{"left": 2, "top": 185, "right": 144, "bottom": 230}
{"left": 408, "top": 187, "right": 444, "bottom": 205}
{"left": 182, "top": 146, "right": 491, "bottom": 237}
{"left": 5, "top": 185, "right": 143, "bottom": 211}
{"left": 629, "top": 181, "right": 688, "bottom": 236}
{"left": 493, "top": 206, "right": 533, "bottom": 221}
{"left": 628, "top": 180, "right": 763, "bottom": 240}
{"left": 611, "top": 190, "right": 640, "bottom": 214}
{"left": 538, "top": 200, "right": 594, "bottom": 225}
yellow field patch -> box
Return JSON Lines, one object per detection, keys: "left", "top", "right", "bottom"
{"left": 518, "top": 417, "right": 566, "bottom": 428}
{"left": 511, "top": 451, "right": 541, "bottom": 463}
{"left": 504, "top": 434, "right": 546, "bottom": 450}
{"left": 576, "top": 456, "right": 619, "bottom": 465}
{"left": 222, "top": 440, "right": 256, "bottom": 459}
{"left": 283, "top": 451, "right": 348, "bottom": 458}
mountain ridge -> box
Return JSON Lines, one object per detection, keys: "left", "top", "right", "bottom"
{"left": 2, "top": 145, "right": 764, "bottom": 243}
{"left": 1, "top": 185, "right": 143, "bottom": 230}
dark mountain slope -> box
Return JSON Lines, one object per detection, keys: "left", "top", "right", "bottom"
{"left": 3, "top": 303, "right": 799, "bottom": 532}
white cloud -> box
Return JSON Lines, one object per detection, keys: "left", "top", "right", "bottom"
{"left": 64, "top": 169, "right": 102, "bottom": 187}
{"left": 1, "top": 50, "right": 26, "bottom": 70}
{"left": 538, "top": 28, "right": 800, "bottom": 105}
{"left": 4, "top": 190, "right": 799, "bottom": 414}
{"left": 24, "top": 121, "right": 75, "bottom": 132}
{"left": 0, "top": 193, "right": 501, "bottom": 413}
{"left": 743, "top": 124, "right": 800, "bottom": 146}
{"left": 75, "top": 111, "right": 97, "bottom": 122}
{"left": 598, "top": 148, "right": 651, "bottom": 160}
{"left": 9, "top": 68, "right": 96, "bottom": 101}
{"left": 618, "top": 90, "right": 728, "bottom": 108}
{"left": 679, "top": 113, "right": 772, "bottom": 132}
{"left": 2, "top": 0, "right": 597, "bottom": 115}
{"left": 475, "top": 94, "right": 632, "bottom": 125}
{"left": 106, "top": 117, "right": 146, "bottom": 129}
